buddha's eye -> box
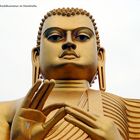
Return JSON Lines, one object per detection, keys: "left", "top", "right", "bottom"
{"left": 75, "top": 34, "right": 90, "bottom": 42}
{"left": 47, "top": 34, "right": 64, "bottom": 42}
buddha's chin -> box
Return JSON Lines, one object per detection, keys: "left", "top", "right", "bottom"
{"left": 41, "top": 63, "right": 97, "bottom": 83}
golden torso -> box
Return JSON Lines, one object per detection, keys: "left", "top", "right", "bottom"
{"left": 42, "top": 80, "right": 128, "bottom": 140}
{"left": 44, "top": 80, "right": 90, "bottom": 139}
{"left": 0, "top": 80, "right": 140, "bottom": 140}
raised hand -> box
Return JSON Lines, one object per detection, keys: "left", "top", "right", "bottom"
{"left": 10, "top": 79, "right": 64, "bottom": 140}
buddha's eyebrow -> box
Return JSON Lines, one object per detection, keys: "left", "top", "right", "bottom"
{"left": 43, "top": 27, "right": 94, "bottom": 34}
{"left": 43, "top": 27, "right": 66, "bottom": 34}
{"left": 73, "top": 27, "right": 94, "bottom": 35}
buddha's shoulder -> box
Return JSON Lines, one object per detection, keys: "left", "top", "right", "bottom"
{"left": 88, "top": 88, "right": 123, "bottom": 99}
{"left": 0, "top": 98, "right": 23, "bottom": 123}
{"left": 88, "top": 88, "right": 140, "bottom": 103}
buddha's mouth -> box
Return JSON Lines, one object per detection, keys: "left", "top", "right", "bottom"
{"left": 59, "top": 51, "right": 80, "bottom": 59}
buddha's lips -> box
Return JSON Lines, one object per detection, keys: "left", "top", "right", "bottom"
{"left": 59, "top": 51, "right": 80, "bottom": 58}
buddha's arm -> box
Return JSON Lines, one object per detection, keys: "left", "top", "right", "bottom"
{"left": 0, "top": 111, "right": 10, "bottom": 140}
{"left": 0, "top": 99, "right": 22, "bottom": 140}
{"left": 123, "top": 98, "right": 140, "bottom": 139}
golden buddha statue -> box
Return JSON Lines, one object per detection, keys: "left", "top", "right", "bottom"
{"left": 0, "top": 8, "right": 140, "bottom": 140}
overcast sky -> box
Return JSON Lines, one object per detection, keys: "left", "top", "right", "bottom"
{"left": 0, "top": 0, "right": 140, "bottom": 100}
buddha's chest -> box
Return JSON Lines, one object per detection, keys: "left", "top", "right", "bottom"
{"left": 43, "top": 89, "right": 128, "bottom": 140}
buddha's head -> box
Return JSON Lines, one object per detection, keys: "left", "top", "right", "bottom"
{"left": 32, "top": 8, "right": 105, "bottom": 91}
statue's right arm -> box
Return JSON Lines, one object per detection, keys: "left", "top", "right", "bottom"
{"left": 0, "top": 80, "right": 64, "bottom": 140}
{"left": 10, "top": 79, "right": 64, "bottom": 140}
{"left": 0, "top": 99, "right": 23, "bottom": 140}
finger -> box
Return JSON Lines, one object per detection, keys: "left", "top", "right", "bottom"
{"left": 42, "top": 107, "right": 66, "bottom": 134}
{"left": 22, "top": 80, "right": 42, "bottom": 108}
{"left": 31, "top": 108, "right": 65, "bottom": 140}
{"left": 64, "top": 115, "right": 104, "bottom": 139}
{"left": 42, "top": 103, "right": 67, "bottom": 116}
{"left": 66, "top": 105, "right": 98, "bottom": 121}
{"left": 37, "top": 79, "right": 55, "bottom": 110}
{"left": 30, "top": 80, "right": 50, "bottom": 109}
{"left": 65, "top": 107, "right": 99, "bottom": 128}
{"left": 19, "top": 108, "right": 46, "bottom": 122}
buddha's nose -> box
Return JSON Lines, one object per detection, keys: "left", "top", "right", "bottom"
{"left": 62, "top": 42, "right": 76, "bottom": 50}
{"left": 62, "top": 31, "right": 76, "bottom": 50}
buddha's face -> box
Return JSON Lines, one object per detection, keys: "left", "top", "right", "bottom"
{"left": 39, "top": 15, "right": 98, "bottom": 82}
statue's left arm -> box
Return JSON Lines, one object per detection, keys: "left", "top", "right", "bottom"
{"left": 123, "top": 98, "right": 140, "bottom": 139}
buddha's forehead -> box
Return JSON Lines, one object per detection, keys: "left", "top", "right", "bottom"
{"left": 42, "top": 15, "right": 94, "bottom": 32}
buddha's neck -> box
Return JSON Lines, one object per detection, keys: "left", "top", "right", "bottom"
{"left": 53, "top": 80, "right": 90, "bottom": 91}
{"left": 45, "top": 80, "right": 90, "bottom": 108}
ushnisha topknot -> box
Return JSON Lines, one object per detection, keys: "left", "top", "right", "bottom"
{"left": 36, "top": 7, "right": 100, "bottom": 49}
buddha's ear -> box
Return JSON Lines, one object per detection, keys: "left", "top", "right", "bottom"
{"left": 32, "top": 47, "right": 40, "bottom": 85}
{"left": 32, "top": 47, "right": 40, "bottom": 65}
{"left": 97, "top": 47, "right": 106, "bottom": 91}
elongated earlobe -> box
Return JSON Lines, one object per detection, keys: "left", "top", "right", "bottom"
{"left": 97, "top": 48, "right": 106, "bottom": 91}
{"left": 32, "top": 47, "right": 40, "bottom": 85}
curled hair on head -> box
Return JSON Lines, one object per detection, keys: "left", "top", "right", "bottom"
{"left": 36, "top": 7, "right": 101, "bottom": 50}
